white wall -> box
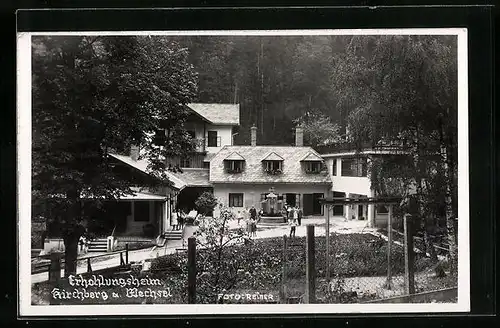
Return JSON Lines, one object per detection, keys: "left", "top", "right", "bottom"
{"left": 212, "top": 183, "right": 331, "bottom": 217}
{"left": 325, "top": 157, "right": 374, "bottom": 197}
{"left": 206, "top": 125, "right": 233, "bottom": 153}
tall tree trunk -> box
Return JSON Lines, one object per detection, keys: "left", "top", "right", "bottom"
{"left": 416, "top": 178, "right": 439, "bottom": 263}
{"left": 63, "top": 190, "right": 83, "bottom": 277}
{"left": 441, "top": 142, "right": 458, "bottom": 273}
{"left": 413, "top": 127, "right": 438, "bottom": 263}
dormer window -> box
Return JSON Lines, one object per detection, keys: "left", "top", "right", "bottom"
{"left": 300, "top": 152, "right": 325, "bottom": 174}
{"left": 304, "top": 161, "right": 323, "bottom": 174}
{"left": 225, "top": 160, "right": 244, "bottom": 173}
{"left": 262, "top": 152, "right": 284, "bottom": 175}
{"left": 224, "top": 152, "right": 245, "bottom": 174}
{"left": 264, "top": 160, "right": 283, "bottom": 174}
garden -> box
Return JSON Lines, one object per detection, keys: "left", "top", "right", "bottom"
{"left": 32, "top": 232, "right": 455, "bottom": 305}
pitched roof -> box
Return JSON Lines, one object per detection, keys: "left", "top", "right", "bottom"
{"left": 109, "top": 153, "right": 186, "bottom": 190}
{"left": 262, "top": 152, "right": 284, "bottom": 161}
{"left": 166, "top": 168, "right": 211, "bottom": 187}
{"left": 187, "top": 103, "right": 240, "bottom": 125}
{"left": 209, "top": 146, "right": 330, "bottom": 184}
{"left": 300, "top": 152, "right": 324, "bottom": 162}
{"left": 224, "top": 152, "right": 245, "bottom": 161}
{"left": 203, "top": 153, "right": 216, "bottom": 162}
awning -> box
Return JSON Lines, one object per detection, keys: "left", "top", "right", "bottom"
{"left": 118, "top": 192, "right": 167, "bottom": 201}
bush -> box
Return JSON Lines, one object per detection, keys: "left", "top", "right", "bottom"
{"left": 195, "top": 191, "right": 218, "bottom": 216}
{"left": 150, "top": 254, "right": 184, "bottom": 274}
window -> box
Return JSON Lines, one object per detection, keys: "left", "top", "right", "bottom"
{"left": 180, "top": 157, "right": 191, "bottom": 168}
{"left": 224, "top": 160, "right": 244, "bottom": 173}
{"left": 305, "top": 161, "right": 323, "bottom": 174}
{"left": 134, "top": 202, "right": 150, "bottom": 222}
{"left": 264, "top": 160, "right": 283, "bottom": 174}
{"left": 207, "top": 131, "right": 218, "bottom": 147}
{"left": 229, "top": 193, "right": 244, "bottom": 207}
{"left": 332, "top": 159, "right": 337, "bottom": 176}
{"left": 341, "top": 158, "right": 368, "bottom": 177}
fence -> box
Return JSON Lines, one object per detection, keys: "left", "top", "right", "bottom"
{"left": 182, "top": 216, "right": 457, "bottom": 304}
{"left": 33, "top": 244, "right": 130, "bottom": 277}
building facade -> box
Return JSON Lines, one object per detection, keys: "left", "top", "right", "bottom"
{"left": 107, "top": 102, "right": 404, "bottom": 239}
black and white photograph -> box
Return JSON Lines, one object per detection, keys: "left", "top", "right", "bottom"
{"left": 17, "top": 29, "right": 469, "bottom": 315}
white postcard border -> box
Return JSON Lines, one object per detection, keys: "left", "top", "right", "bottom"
{"left": 18, "top": 28, "right": 470, "bottom": 316}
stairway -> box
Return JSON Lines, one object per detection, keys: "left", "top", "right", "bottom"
{"left": 259, "top": 216, "right": 288, "bottom": 226}
{"left": 163, "top": 229, "right": 183, "bottom": 240}
{"left": 87, "top": 238, "right": 109, "bottom": 252}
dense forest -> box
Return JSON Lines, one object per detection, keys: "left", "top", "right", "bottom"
{"left": 169, "top": 35, "right": 457, "bottom": 149}
{"left": 170, "top": 35, "right": 349, "bottom": 146}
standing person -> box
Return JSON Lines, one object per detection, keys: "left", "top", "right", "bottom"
{"left": 237, "top": 209, "right": 243, "bottom": 225}
{"left": 281, "top": 206, "right": 288, "bottom": 223}
{"left": 177, "top": 210, "right": 185, "bottom": 230}
{"left": 289, "top": 215, "right": 298, "bottom": 238}
{"left": 287, "top": 205, "right": 293, "bottom": 223}
{"left": 246, "top": 210, "right": 253, "bottom": 236}
{"left": 242, "top": 206, "right": 249, "bottom": 225}
{"left": 251, "top": 217, "right": 257, "bottom": 237}
{"left": 249, "top": 205, "right": 257, "bottom": 221}
{"left": 297, "top": 207, "right": 303, "bottom": 226}
{"left": 292, "top": 207, "right": 299, "bottom": 225}
{"left": 171, "top": 210, "right": 178, "bottom": 230}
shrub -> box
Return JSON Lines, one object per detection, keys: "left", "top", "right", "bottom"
{"left": 150, "top": 254, "right": 184, "bottom": 274}
{"left": 195, "top": 191, "right": 218, "bottom": 216}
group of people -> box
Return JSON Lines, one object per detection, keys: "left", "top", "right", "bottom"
{"left": 171, "top": 209, "right": 186, "bottom": 231}
{"left": 282, "top": 205, "right": 303, "bottom": 238}
{"left": 235, "top": 205, "right": 261, "bottom": 237}
{"left": 233, "top": 204, "right": 303, "bottom": 239}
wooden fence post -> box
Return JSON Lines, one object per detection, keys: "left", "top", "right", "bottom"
{"left": 404, "top": 214, "right": 416, "bottom": 295}
{"left": 280, "top": 234, "right": 288, "bottom": 304}
{"left": 87, "top": 257, "right": 92, "bottom": 272}
{"left": 187, "top": 236, "right": 196, "bottom": 304}
{"left": 386, "top": 205, "right": 393, "bottom": 289}
{"left": 125, "top": 243, "right": 129, "bottom": 264}
{"left": 325, "top": 204, "right": 330, "bottom": 283}
{"left": 49, "top": 252, "right": 62, "bottom": 282}
{"left": 49, "top": 252, "right": 62, "bottom": 305}
{"left": 305, "top": 225, "right": 316, "bottom": 304}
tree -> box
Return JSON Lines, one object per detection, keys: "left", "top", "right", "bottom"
{"left": 194, "top": 191, "right": 218, "bottom": 218}
{"left": 32, "top": 35, "right": 198, "bottom": 276}
{"left": 332, "top": 35, "right": 458, "bottom": 270}
{"left": 192, "top": 206, "right": 247, "bottom": 303}
{"left": 294, "top": 110, "right": 343, "bottom": 146}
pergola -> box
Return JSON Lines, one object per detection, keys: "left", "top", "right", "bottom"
{"left": 319, "top": 196, "right": 404, "bottom": 286}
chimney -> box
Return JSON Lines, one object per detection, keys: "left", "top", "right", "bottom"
{"left": 295, "top": 125, "right": 304, "bottom": 147}
{"left": 130, "top": 145, "right": 140, "bottom": 161}
{"left": 250, "top": 125, "right": 257, "bottom": 146}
